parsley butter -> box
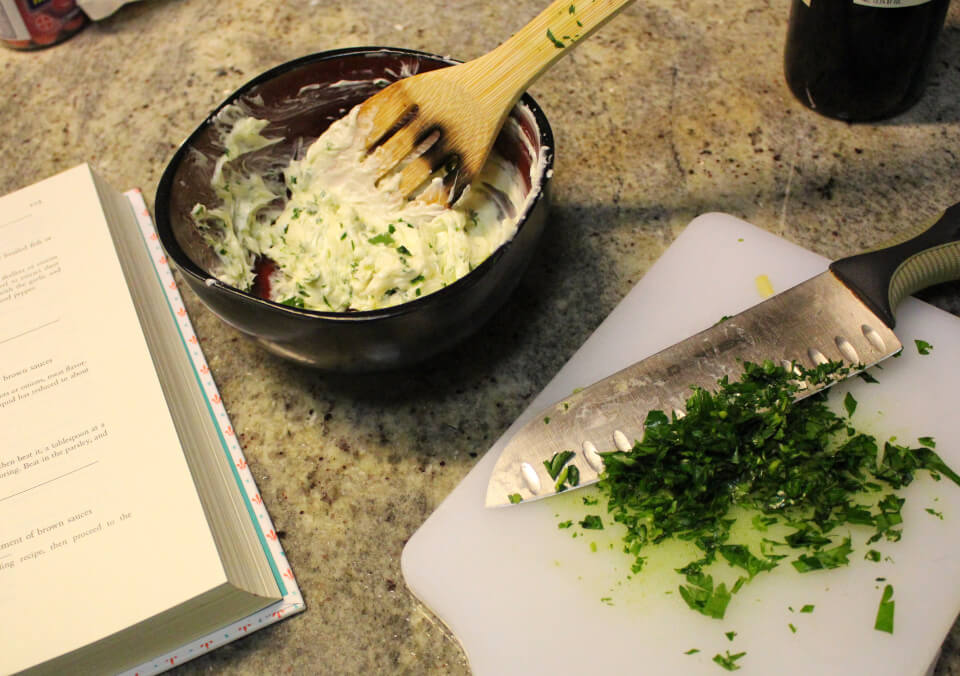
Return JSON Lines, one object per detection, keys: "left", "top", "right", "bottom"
{"left": 191, "top": 105, "right": 527, "bottom": 312}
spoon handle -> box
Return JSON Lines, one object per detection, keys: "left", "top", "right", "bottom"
{"left": 470, "top": 0, "right": 635, "bottom": 106}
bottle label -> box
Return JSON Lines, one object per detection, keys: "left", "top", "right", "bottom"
{"left": 853, "top": 0, "right": 935, "bottom": 6}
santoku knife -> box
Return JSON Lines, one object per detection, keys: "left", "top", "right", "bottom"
{"left": 486, "top": 206, "right": 960, "bottom": 507}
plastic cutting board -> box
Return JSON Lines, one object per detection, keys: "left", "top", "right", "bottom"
{"left": 402, "top": 213, "right": 960, "bottom": 675}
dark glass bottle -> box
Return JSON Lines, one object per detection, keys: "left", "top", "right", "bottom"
{"left": 784, "top": 0, "right": 950, "bottom": 121}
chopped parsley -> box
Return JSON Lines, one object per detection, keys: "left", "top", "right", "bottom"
{"left": 579, "top": 515, "right": 603, "bottom": 530}
{"left": 584, "top": 359, "right": 959, "bottom": 620}
{"left": 280, "top": 296, "right": 305, "bottom": 308}
{"left": 554, "top": 464, "right": 580, "bottom": 492}
{"left": 843, "top": 391, "right": 857, "bottom": 417}
{"left": 508, "top": 493, "right": 523, "bottom": 504}
{"left": 678, "top": 571, "right": 733, "bottom": 619}
{"left": 792, "top": 537, "right": 853, "bottom": 573}
{"left": 874, "top": 584, "right": 895, "bottom": 633}
{"left": 712, "top": 650, "right": 746, "bottom": 671}
{"left": 915, "top": 339, "right": 933, "bottom": 355}
{"left": 544, "top": 451, "right": 575, "bottom": 479}
{"left": 546, "top": 28, "right": 565, "bottom": 48}
{"left": 368, "top": 231, "right": 396, "bottom": 246}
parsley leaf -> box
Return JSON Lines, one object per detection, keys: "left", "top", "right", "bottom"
{"left": 579, "top": 514, "right": 603, "bottom": 530}
{"left": 368, "top": 232, "right": 395, "bottom": 246}
{"left": 713, "top": 650, "right": 746, "bottom": 671}
{"left": 544, "top": 450, "right": 575, "bottom": 480}
{"left": 874, "top": 584, "right": 895, "bottom": 633}
{"left": 844, "top": 391, "right": 857, "bottom": 417}
{"left": 678, "top": 572, "right": 732, "bottom": 619}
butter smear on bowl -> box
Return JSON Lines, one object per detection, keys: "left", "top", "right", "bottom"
{"left": 190, "top": 105, "right": 524, "bottom": 312}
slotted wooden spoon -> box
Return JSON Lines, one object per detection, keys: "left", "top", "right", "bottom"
{"left": 358, "top": 0, "right": 635, "bottom": 204}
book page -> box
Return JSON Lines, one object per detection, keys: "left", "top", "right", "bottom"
{"left": 0, "top": 166, "right": 230, "bottom": 673}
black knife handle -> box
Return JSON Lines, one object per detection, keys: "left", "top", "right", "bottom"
{"left": 829, "top": 204, "right": 960, "bottom": 328}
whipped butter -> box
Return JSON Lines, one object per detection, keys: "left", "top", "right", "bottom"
{"left": 191, "top": 105, "right": 530, "bottom": 312}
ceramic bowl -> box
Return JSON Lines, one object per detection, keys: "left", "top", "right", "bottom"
{"left": 155, "top": 47, "right": 553, "bottom": 371}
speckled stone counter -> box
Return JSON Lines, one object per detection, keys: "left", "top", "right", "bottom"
{"left": 3, "top": 1, "right": 960, "bottom": 673}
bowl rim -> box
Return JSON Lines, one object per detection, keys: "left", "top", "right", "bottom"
{"left": 154, "top": 46, "right": 555, "bottom": 323}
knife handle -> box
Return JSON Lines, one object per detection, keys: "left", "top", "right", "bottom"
{"left": 829, "top": 204, "right": 960, "bottom": 328}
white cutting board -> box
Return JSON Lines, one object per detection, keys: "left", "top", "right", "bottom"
{"left": 402, "top": 213, "right": 960, "bottom": 675}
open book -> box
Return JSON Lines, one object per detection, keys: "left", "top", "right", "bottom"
{"left": 0, "top": 164, "right": 304, "bottom": 675}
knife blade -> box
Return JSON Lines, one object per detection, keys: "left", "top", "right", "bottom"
{"left": 486, "top": 205, "right": 960, "bottom": 507}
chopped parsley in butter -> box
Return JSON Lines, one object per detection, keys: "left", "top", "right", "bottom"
{"left": 191, "top": 105, "right": 525, "bottom": 312}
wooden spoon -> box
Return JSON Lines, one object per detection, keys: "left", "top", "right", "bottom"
{"left": 358, "top": 0, "right": 635, "bottom": 204}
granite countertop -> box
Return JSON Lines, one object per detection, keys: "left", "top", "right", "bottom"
{"left": 3, "top": 0, "right": 960, "bottom": 673}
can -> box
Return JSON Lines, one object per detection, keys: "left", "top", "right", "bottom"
{"left": 0, "top": 0, "right": 87, "bottom": 50}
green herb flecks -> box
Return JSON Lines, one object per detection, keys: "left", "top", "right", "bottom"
{"left": 579, "top": 514, "right": 603, "bottom": 530}
{"left": 844, "top": 391, "right": 858, "bottom": 417}
{"left": 280, "top": 296, "right": 305, "bottom": 308}
{"left": 546, "top": 28, "right": 565, "bottom": 48}
{"left": 590, "top": 359, "right": 959, "bottom": 620}
{"left": 874, "top": 584, "right": 895, "bottom": 633}
{"left": 792, "top": 537, "right": 853, "bottom": 573}
{"left": 508, "top": 493, "right": 523, "bottom": 504}
{"left": 915, "top": 339, "right": 933, "bottom": 355}
{"left": 368, "top": 232, "right": 395, "bottom": 246}
{"left": 539, "top": 452, "right": 581, "bottom": 497}
{"left": 544, "top": 450, "right": 575, "bottom": 479}
{"left": 678, "top": 571, "right": 733, "bottom": 619}
{"left": 712, "top": 650, "right": 746, "bottom": 671}
{"left": 554, "top": 464, "right": 581, "bottom": 493}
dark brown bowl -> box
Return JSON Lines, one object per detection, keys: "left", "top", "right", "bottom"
{"left": 155, "top": 47, "right": 553, "bottom": 372}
